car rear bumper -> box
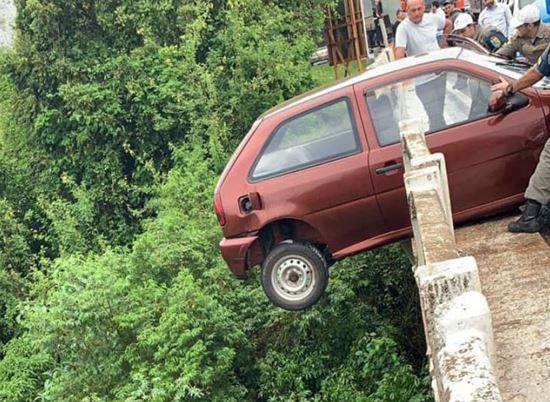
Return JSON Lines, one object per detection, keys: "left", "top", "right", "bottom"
{"left": 220, "top": 235, "right": 260, "bottom": 278}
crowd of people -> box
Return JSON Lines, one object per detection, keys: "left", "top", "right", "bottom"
{"left": 389, "top": 0, "right": 550, "bottom": 61}
{"left": 389, "top": 0, "right": 550, "bottom": 233}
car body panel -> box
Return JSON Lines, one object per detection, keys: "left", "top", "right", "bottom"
{"left": 214, "top": 48, "right": 550, "bottom": 276}
{"left": 218, "top": 84, "right": 387, "bottom": 256}
{"left": 354, "top": 59, "right": 547, "bottom": 231}
{"left": 219, "top": 236, "right": 260, "bottom": 278}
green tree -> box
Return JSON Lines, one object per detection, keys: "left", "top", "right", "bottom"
{"left": 0, "top": 1, "right": 433, "bottom": 401}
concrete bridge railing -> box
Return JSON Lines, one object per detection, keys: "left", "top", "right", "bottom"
{"left": 400, "top": 119, "right": 503, "bottom": 402}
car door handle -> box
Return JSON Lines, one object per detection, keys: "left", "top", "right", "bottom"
{"left": 375, "top": 162, "right": 402, "bottom": 175}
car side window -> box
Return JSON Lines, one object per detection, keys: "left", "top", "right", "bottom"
{"left": 365, "top": 70, "right": 492, "bottom": 146}
{"left": 250, "top": 98, "right": 361, "bottom": 181}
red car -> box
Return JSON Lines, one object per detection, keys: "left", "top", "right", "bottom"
{"left": 214, "top": 47, "right": 549, "bottom": 310}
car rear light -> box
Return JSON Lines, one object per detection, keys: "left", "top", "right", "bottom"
{"left": 213, "top": 192, "right": 226, "bottom": 226}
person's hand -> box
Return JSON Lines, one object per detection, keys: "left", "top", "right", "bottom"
{"left": 488, "top": 89, "right": 507, "bottom": 112}
{"left": 491, "top": 76, "right": 509, "bottom": 92}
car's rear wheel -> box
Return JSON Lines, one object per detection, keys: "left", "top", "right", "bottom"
{"left": 261, "top": 242, "right": 328, "bottom": 311}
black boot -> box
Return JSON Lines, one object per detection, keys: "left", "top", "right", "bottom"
{"left": 508, "top": 199, "right": 544, "bottom": 233}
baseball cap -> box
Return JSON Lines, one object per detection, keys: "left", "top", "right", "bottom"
{"left": 512, "top": 4, "right": 540, "bottom": 28}
{"left": 453, "top": 13, "right": 474, "bottom": 32}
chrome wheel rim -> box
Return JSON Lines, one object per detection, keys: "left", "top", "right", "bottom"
{"left": 271, "top": 254, "right": 316, "bottom": 301}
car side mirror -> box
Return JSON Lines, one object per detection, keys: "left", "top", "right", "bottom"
{"left": 487, "top": 91, "right": 529, "bottom": 114}
{"left": 503, "top": 92, "right": 529, "bottom": 114}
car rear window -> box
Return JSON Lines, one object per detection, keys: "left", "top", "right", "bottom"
{"left": 250, "top": 98, "right": 361, "bottom": 181}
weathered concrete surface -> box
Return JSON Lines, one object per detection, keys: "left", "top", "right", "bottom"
{"left": 455, "top": 215, "right": 550, "bottom": 402}
{"left": 412, "top": 189, "right": 459, "bottom": 264}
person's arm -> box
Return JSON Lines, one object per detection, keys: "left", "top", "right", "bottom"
{"left": 443, "top": 18, "right": 452, "bottom": 34}
{"left": 395, "top": 47, "right": 407, "bottom": 59}
{"left": 394, "top": 23, "right": 407, "bottom": 59}
{"left": 494, "top": 43, "right": 550, "bottom": 93}
{"left": 494, "top": 37, "right": 518, "bottom": 59}
{"left": 491, "top": 68, "right": 543, "bottom": 94}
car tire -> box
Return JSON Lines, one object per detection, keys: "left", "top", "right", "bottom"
{"left": 261, "top": 242, "right": 328, "bottom": 311}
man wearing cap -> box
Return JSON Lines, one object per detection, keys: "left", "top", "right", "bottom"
{"left": 491, "top": 51, "right": 550, "bottom": 232}
{"left": 453, "top": 12, "right": 507, "bottom": 51}
{"left": 478, "top": 0, "right": 513, "bottom": 38}
{"left": 495, "top": 4, "right": 550, "bottom": 65}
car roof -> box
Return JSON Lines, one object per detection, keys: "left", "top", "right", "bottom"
{"left": 261, "top": 47, "right": 468, "bottom": 120}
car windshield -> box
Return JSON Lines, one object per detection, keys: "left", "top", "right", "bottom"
{"left": 460, "top": 50, "right": 550, "bottom": 90}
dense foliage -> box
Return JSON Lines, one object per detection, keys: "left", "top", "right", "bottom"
{"left": 0, "top": 0, "right": 433, "bottom": 400}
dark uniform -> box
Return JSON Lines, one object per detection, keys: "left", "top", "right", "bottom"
{"left": 523, "top": 44, "right": 550, "bottom": 205}
{"left": 495, "top": 23, "right": 550, "bottom": 64}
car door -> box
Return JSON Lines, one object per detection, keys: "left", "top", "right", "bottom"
{"left": 354, "top": 60, "right": 547, "bottom": 232}
{"left": 244, "top": 85, "right": 387, "bottom": 255}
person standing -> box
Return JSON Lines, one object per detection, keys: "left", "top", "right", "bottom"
{"left": 393, "top": 8, "right": 406, "bottom": 35}
{"left": 478, "top": 0, "right": 513, "bottom": 38}
{"left": 395, "top": 0, "right": 445, "bottom": 58}
{"left": 491, "top": 49, "right": 550, "bottom": 232}
{"left": 453, "top": 12, "right": 507, "bottom": 51}
{"left": 443, "top": 0, "right": 462, "bottom": 25}
{"left": 395, "top": 0, "right": 447, "bottom": 131}
{"left": 495, "top": 4, "right": 550, "bottom": 65}
{"left": 431, "top": 1, "right": 448, "bottom": 39}
{"left": 373, "top": 0, "right": 385, "bottom": 47}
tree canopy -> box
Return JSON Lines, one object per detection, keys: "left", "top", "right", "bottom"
{"left": 0, "top": 1, "right": 433, "bottom": 400}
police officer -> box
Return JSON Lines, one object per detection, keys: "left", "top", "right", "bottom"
{"left": 491, "top": 46, "right": 550, "bottom": 232}
{"left": 453, "top": 13, "right": 506, "bottom": 52}
{"left": 495, "top": 4, "right": 550, "bottom": 65}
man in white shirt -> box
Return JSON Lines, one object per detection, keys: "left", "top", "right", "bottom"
{"left": 395, "top": 0, "right": 447, "bottom": 131}
{"left": 431, "top": 1, "right": 447, "bottom": 39}
{"left": 395, "top": 0, "right": 445, "bottom": 58}
{"left": 478, "top": 0, "right": 513, "bottom": 37}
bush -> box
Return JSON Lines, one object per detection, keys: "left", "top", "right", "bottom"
{"left": 0, "top": 1, "right": 433, "bottom": 400}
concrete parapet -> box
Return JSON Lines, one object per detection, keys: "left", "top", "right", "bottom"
{"left": 401, "top": 119, "right": 502, "bottom": 401}
{"left": 434, "top": 291, "right": 501, "bottom": 402}
{"left": 406, "top": 170, "right": 457, "bottom": 265}
{"left": 416, "top": 258, "right": 500, "bottom": 401}
{"left": 367, "top": 47, "right": 394, "bottom": 70}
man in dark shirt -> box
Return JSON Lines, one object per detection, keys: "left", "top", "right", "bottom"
{"left": 491, "top": 46, "right": 550, "bottom": 232}
{"left": 443, "top": 0, "right": 461, "bottom": 24}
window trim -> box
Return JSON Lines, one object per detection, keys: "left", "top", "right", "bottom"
{"left": 248, "top": 96, "right": 362, "bottom": 183}
{"left": 364, "top": 68, "right": 497, "bottom": 148}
